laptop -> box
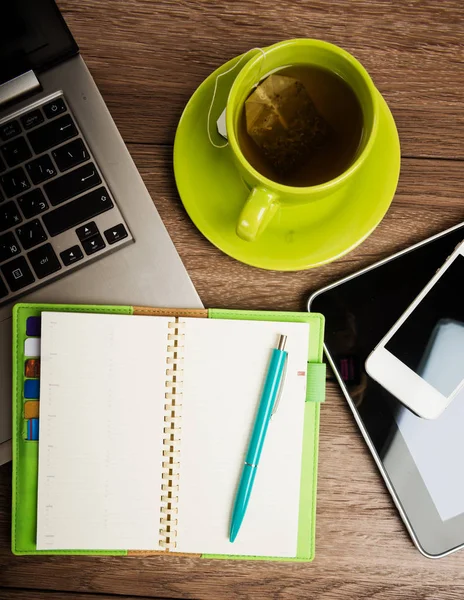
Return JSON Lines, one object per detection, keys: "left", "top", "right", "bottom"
{"left": 0, "top": 0, "right": 202, "bottom": 464}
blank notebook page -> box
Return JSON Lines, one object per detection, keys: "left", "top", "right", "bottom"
{"left": 36, "top": 312, "right": 171, "bottom": 550}
{"left": 175, "top": 318, "right": 309, "bottom": 557}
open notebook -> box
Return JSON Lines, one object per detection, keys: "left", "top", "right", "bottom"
{"left": 12, "top": 303, "right": 326, "bottom": 560}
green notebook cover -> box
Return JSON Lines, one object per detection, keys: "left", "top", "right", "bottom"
{"left": 12, "top": 303, "right": 325, "bottom": 560}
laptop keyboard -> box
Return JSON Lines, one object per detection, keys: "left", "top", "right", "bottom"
{"left": 0, "top": 95, "right": 132, "bottom": 304}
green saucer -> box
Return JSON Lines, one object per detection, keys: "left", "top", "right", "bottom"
{"left": 174, "top": 54, "right": 400, "bottom": 271}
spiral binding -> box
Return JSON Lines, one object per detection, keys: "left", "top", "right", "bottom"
{"left": 159, "top": 318, "right": 185, "bottom": 550}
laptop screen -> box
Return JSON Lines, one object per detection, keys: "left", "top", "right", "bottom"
{"left": 0, "top": 0, "right": 78, "bottom": 85}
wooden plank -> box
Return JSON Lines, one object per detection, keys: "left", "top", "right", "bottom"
{"left": 0, "top": 586, "right": 462, "bottom": 600}
{"left": 57, "top": 0, "right": 464, "bottom": 158}
{"left": 0, "top": 591, "right": 170, "bottom": 600}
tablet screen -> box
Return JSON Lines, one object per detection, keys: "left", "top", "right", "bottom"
{"left": 310, "top": 224, "right": 464, "bottom": 556}
{"left": 396, "top": 390, "right": 464, "bottom": 522}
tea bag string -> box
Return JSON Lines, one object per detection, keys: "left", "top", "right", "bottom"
{"left": 207, "top": 48, "right": 266, "bottom": 149}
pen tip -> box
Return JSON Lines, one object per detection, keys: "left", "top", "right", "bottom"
{"left": 229, "top": 523, "right": 239, "bottom": 543}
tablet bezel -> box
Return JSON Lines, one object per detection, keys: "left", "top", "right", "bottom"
{"left": 308, "top": 222, "right": 464, "bottom": 558}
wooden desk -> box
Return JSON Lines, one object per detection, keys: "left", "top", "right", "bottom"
{"left": 1, "top": 1, "right": 464, "bottom": 598}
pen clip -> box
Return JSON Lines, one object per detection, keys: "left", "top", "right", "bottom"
{"left": 271, "top": 353, "right": 288, "bottom": 418}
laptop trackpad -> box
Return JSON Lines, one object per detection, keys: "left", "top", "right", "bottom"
{"left": 0, "top": 317, "right": 12, "bottom": 445}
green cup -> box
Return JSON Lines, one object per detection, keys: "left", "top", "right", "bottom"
{"left": 226, "top": 39, "right": 380, "bottom": 242}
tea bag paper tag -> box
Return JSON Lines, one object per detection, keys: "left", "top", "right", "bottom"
{"left": 207, "top": 47, "right": 266, "bottom": 149}
{"left": 216, "top": 108, "right": 227, "bottom": 140}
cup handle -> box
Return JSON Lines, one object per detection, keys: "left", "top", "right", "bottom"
{"left": 236, "top": 187, "right": 279, "bottom": 242}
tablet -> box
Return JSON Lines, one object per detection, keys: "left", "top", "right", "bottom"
{"left": 308, "top": 222, "right": 464, "bottom": 558}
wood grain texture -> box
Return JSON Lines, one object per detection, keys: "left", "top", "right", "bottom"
{"left": 58, "top": 0, "right": 464, "bottom": 158}
{"left": 0, "top": 593, "right": 171, "bottom": 600}
{"left": 1, "top": 0, "right": 464, "bottom": 599}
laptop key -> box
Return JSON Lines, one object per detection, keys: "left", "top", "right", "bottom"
{"left": 43, "top": 98, "right": 67, "bottom": 119}
{"left": 82, "top": 233, "right": 105, "bottom": 255}
{"left": 104, "top": 223, "right": 128, "bottom": 245}
{"left": 1, "top": 256, "right": 35, "bottom": 292}
{"left": 1, "top": 137, "right": 32, "bottom": 168}
{"left": 26, "top": 154, "right": 57, "bottom": 184}
{"left": 0, "top": 201, "right": 23, "bottom": 232}
{"left": 76, "top": 221, "right": 98, "bottom": 241}
{"left": 21, "top": 109, "right": 44, "bottom": 130}
{"left": 52, "top": 138, "right": 89, "bottom": 172}
{"left": 0, "top": 275, "right": 7, "bottom": 298}
{"left": 0, "top": 156, "right": 5, "bottom": 173}
{"left": 1, "top": 167, "right": 31, "bottom": 198}
{"left": 17, "top": 189, "right": 49, "bottom": 219}
{"left": 60, "top": 245, "right": 84, "bottom": 266}
{"left": 16, "top": 219, "right": 47, "bottom": 250}
{"left": 0, "top": 120, "right": 21, "bottom": 142}
{"left": 0, "top": 231, "right": 21, "bottom": 263}
{"left": 28, "top": 243, "right": 61, "bottom": 279}
{"left": 27, "top": 114, "right": 78, "bottom": 154}
{"left": 43, "top": 187, "right": 113, "bottom": 236}
{"left": 44, "top": 162, "right": 101, "bottom": 206}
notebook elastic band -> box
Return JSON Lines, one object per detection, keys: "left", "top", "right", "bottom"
{"left": 306, "top": 363, "right": 326, "bottom": 403}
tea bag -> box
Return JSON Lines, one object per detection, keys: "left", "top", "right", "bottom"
{"left": 245, "top": 74, "right": 329, "bottom": 175}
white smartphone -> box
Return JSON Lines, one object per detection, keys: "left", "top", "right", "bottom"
{"left": 365, "top": 239, "right": 464, "bottom": 419}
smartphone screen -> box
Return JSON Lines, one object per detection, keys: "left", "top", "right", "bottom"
{"left": 386, "top": 254, "right": 464, "bottom": 398}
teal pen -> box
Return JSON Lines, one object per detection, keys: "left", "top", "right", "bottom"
{"left": 229, "top": 334, "right": 288, "bottom": 542}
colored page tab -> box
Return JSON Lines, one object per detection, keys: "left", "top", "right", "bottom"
{"left": 24, "top": 379, "right": 40, "bottom": 399}
{"left": 24, "top": 338, "right": 40, "bottom": 357}
{"left": 24, "top": 401, "right": 40, "bottom": 419}
{"left": 26, "top": 316, "right": 41, "bottom": 336}
{"left": 27, "top": 419, "right": 39, "bottom": 441}
{"left": 25, "top": 358, "right": 40, "bottom": 378}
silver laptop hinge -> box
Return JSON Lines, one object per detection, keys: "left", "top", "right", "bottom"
{"left": 0, "top": 70, "right": 41, "bottom": 108}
